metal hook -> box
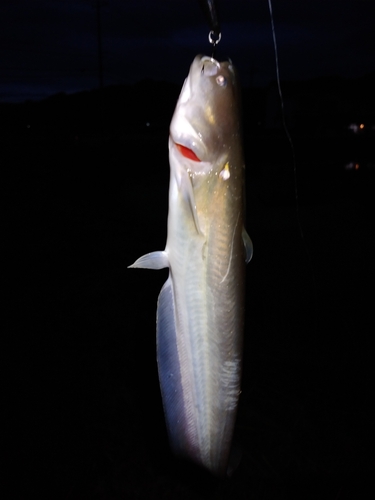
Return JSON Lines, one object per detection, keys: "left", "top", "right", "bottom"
{"left": 208, "top": 30, "right": 221, "bottom": 46}
{"left": 208, "top": 30, "right": 221, "bottom": 58}
{"left": 199, "top": 0, "right": 221, "bottom": 57}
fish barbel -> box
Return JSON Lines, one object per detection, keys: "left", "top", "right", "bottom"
{"left": 129, "top": 54, "right": 252, "bottom": 475}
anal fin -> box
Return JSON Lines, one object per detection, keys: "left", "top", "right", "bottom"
{"left": 156, "top": 277, "right": 189, "bottom": 456}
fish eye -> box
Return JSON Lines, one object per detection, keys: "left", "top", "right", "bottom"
{"left": 216, "top": 75, "right": 227, "bottom": 87}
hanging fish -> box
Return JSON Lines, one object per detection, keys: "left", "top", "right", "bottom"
{"left": 129, "top": 54, "right": 252, "bottom": 475}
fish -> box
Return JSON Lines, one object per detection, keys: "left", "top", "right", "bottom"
{"left": 129, "top": 54, "right": 252, "bottom": 475}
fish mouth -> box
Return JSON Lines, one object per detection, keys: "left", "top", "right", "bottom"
{"left": 200, "top": 56, "right": 220, "bottom": 76}
{"left": 193, "top": 54, "right": 236, "bottom": 87}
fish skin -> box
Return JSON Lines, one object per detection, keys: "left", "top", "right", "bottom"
{"left": 129, "top": 55, "right": 252, "bottom": 475}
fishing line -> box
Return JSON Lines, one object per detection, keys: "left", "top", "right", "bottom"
{"left": 267, "top": 0, "right": 301, "bottom": 237}
{"left": 199, "top": 0, "right": 221, "bottom": 57}
{"left": 267, "top": 0, "right": 318, "bottom": 336}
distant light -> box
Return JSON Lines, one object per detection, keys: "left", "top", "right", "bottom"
{"left": 26, "top": 124, "right": 31, "bottom": 129}
{"left": 146, "top": 122, "right": 150, "bottom": 127}
{"left": 359, "top": 123, "right": 365, "bottom": 129}
{"left": 348, "top": 123, "right": 359, "bottom": 133}
{"left": 344, "top": 161, "right": 360, "bottom": 171}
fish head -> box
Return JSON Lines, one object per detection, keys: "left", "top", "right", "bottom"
{"left": 169, "top": 54, "right": 242, "bottom": 179}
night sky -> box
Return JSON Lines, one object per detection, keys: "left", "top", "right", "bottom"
{"left": 1, "top": 0, "right": 374, "bottom": 102}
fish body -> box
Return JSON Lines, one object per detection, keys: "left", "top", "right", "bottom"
{"left": 130, "top": 55, "right": 252, "bottom": 475}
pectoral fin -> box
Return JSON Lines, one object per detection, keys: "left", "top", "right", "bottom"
{"left": 128, "top": 250, "right": 169, "bottom": 269}
{"left": 242, "top": 228, "right": 253, "bottom": 263}
{"left": 179, "top": 167, "right": 202, "bottom": 235}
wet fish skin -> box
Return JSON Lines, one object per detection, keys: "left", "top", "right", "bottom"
{"left": 129, "top": 55, "right": 252, "bottom": 475}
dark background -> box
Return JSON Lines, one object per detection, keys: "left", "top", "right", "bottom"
{"left": 1, "top": 0, "right": 374, "bottom": 102}
{"left": 3, "top": 1, "right": 374, "bottom": 498}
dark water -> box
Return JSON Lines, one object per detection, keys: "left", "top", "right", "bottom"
{"left": 4, "top": 133, "right": 373, "bottom": 498}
